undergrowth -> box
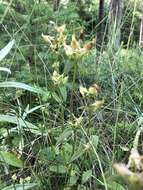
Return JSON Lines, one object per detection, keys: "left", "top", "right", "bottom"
{"left": 0, "top": 0, "right": 143, "bottom": 190}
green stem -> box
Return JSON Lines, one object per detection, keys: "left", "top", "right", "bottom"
{"left": 88, "top": 110, "right": 92, "bottom": 134}
{"left": 70, "top": 62, "right": 78, "bottom": 112}
{"left": 80, "top": 125, "right": 108, "bottom": 190}
{"left": 133, "top": 125, "right": 143, "bottom": 150}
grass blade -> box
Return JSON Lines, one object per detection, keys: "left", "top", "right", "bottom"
{"left": 0, "top": 40, "right": 15, "bottom": 61}
{"left": 0, "top": 114, "right": 39, "bottom": 134}
{"left": 0, "top": 81, "right": 45, "bottom": 95}
{"left": 2, "top": 183, "right": 37, "bottom": 190}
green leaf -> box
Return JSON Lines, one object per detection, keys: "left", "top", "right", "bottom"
{"left": 61, "top": 143, "right": 73, "bottom": 162}
{"left": 77, "top": 185, "right": 87, "bottom": 190}
{"left": 0, "top": 151, "right": 23, "bottom": 168}
{"left": 0, "top": 67, "right": 11, "bottom": 74}
{"left": 49, "top": 165, "right": 68, "bottom": 174}
{"left": 56, "top": 127, "right": 73, "bottom": 146}
{"left": 0, "top": 114, "right": 39, "bottom": 134}
{"left": 0, "top": 128, "right": 7, "bottom": 137}
{"left": 0, "top": 39, "right": 15, "bottom": 61}
{"left": 0, "top": 81, "right": 45, "bottom": 95}
{"left": 23, "top": 104, "right": 49, "bottom": 119}
{"left": 39, "top": 147, "right": 56, "bottom": 162}
{"left": 90, "top": 135, "right": 99, "bottom": 148}
{"left": 82, "top": 170, "right": 92, "bottom": 184}
{"left": 107, "top": 181, "right": 125, "bottom": 190}
{"left": 59, "top": 86, "right": 67, "bottom": 102}
{"left": 2, "top": 183, "right": 37, "bottom": 190}
{"left": 42, "top": 92, "right": 52, "bottom": 102}
{"left": 64, "top": 60, "right": 72, "bottom": 74}
{"left": 69, "top": 147, "right": 86, "bottom": 163}
{"left": 69, "top": 174, "right": 79, "bottom": 186}
{"left": 51, "top": 92, "right": 62, "bottom": 103}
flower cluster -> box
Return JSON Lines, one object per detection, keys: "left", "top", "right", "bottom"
{"left": 42, "top": 24, "right": 96, "bottom": 58}
{"left": 51, "top": 70, "right": 68, "bottom": 86}
{"left": 42, "top": 24, "right": 66, "bottom": 53}
{"left": 79, "top": 84, "right": 104, "bottom": 112}
{"left": 79, "top": 84, "right": 100, "bottom": 97}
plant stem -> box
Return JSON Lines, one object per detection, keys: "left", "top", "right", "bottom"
{"left": 70, "top": 61, "right": 78, "bottom": 113}
{"left": 133, "top": 125, "right": 143, "bottom": 150}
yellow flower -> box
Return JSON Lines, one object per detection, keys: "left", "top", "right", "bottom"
{"left": 15, "top": 89, "right": 23, "bottom": 99}
{"left": 63, "top": 43, "right": 74, "bottom": 56}
{"left": 57, "top": 33, "right": 66, "bottom": 47}
{"left": 52, "top": 71, "right": 68, "bottom": 86}
{"left": 71, "top": 34, "right": 80, "bottom": 50}
{"left": 12, "top": 174, "right": 17, "bottom": 181}
{"left": 55, "top": 24, "right": 66, "bottom": 34}
{"left": 64, "top": 34, "right": 88, "bottom": 58}
{"left": 91, "top": 100, "right": 104, "bottom": 109}
{"left": 42, "top": 33, "right": 58, "bottom": 52}
{"left": 87, "top": 100, "right": 104, "bottom": 112}
{"left": 79, "top": 86, "right": 88, "bottom": 97}
{"left": 88, "top": 86, "right": 97, "bottom": 96}
{"left": 42, "top": 33, "right": 54, "bottom": 45}
{"left": 42, "top": 25, "right": 66, "bottom": 52}
{"left": 56, "top": 24, "right": 66, "bottom": 46}
{"left": 80, "top": 84, "right": 100, "bottom": 97}
{"left": 68, "top": 116, "right": 83, "bottom": 128}
{"left": 42, "top": 25, "right": 95, "bottom": 57}
{"left": 88, "top": 84, "right": 100, "bottom": 96}
{"left": 84, "top": 38, "right": 96, "bottom": 50}
{"left": 52, "top": 62, "right": 60, "bottom": 70}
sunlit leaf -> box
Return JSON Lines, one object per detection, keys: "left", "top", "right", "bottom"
{"left": 0, "top": 67, "right": 11, "bottom": 74}
{"left": 23, "top": 104, "right": 49, "bottom": 119}
{"left": 90, "top": 135, "right": 99, "bottom": 148}
{"left": 2, "top": 183, "right": 37, "bottom": 190}
{"left": 0, "top": 40, "right": 15, "bottom": 61}
{"left": 0, "top": 114, "right": 39, "bottom": 134}
{"left": 0, "top": 151, "right": 23, "bottom": 168}
{"left": 0, "top": 81, "right": 45, "bottom": 95}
